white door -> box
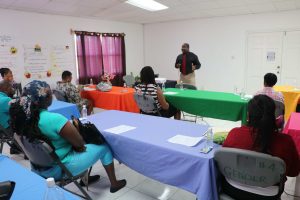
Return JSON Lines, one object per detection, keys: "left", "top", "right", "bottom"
{"left": 246, "top": 32, "right": 283, "bottom": 94}
{"left": 281, "top": 31, "right": 300, "bottom": 87}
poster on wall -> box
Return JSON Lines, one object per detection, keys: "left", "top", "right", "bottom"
{"left": 23, "top": 44, "right": 50, "bottom": 79}
{"left": 0, "top": 34, "right": 19, "bottom": 80}
{"left": 267, "top": 51, "right": 275, "bottom": 62}
{"left": 49, "top": 45, "right": 74, "bottom": 77}
{"left": 0, "top": 45, "right": 18, "bottom": 69}
{"left": 0, "top": 35, "right": 14, "bottom": 46}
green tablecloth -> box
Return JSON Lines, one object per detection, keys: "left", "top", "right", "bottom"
{"left": 164, "top": 88, "right": 249, "bottom": 124}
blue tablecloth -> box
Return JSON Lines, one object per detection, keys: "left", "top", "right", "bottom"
{"left": 0, "top": 155, "right": 79, "bottom": 200}
{"left": 87, "top": 110, "right": 220, "bottom": 200}
{"left": 48, "top": 100, "right": 80, "bottom": 120}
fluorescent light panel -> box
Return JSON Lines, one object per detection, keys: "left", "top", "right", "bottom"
{"left": 126, "top": 0, "right": 168, "bottom": 11}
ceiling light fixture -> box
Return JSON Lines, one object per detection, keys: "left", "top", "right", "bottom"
{"left": 126, "top": 0, "right": 168, "bottom": 11}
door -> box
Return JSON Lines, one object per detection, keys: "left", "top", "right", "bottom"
{"left": 245, "top": 32, "right": 283, "bottom": 94}
{"left": 281, "top": 31, "right": 300, "bottom": 87}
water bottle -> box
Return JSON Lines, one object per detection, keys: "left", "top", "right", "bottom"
{"left": 123, "top": 82, "right": 127, "bottom": 88}
{"left": 240, "top": 88, "right": 246, "bottom": 100}
{"left": 90, "top": 78, "right": 93, "bottom": 85}
{"left": 43, "top": 178, "right": 66, "bottom": 200}
{"left": 206, "top": 128, "right": 214, "bottom": 149}
{"left": 180, "top": 81, "right": 184, "bottom": 90}
{"left": 162, "top": 82, "right": 166, "bottom": 91}
{"left": 81, "top": 105, "right": 88, "bottom": 119}
{"left": 233, "top": 86, "right": 238, "bottom": 95}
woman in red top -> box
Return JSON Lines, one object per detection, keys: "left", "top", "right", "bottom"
{"left": 223, "top": 94, "right": 299, "bottom": 199}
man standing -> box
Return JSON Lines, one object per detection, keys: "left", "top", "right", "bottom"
{"left": 175, "top": 43, "right": 201, "bottom": 86}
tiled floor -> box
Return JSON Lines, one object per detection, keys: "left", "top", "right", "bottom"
{"left": 2, "top": 112, "right": 300, "bottom": 200}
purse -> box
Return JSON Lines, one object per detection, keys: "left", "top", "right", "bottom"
{"left": 71, "top": 116, "right": 106, "bottom": 145}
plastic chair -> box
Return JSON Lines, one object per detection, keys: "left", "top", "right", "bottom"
{"left": 13, "top": 133, "right": 92, "bottom": 200}
{"left": 174, "top": 83, "right": 205, "bottom": 123}
{"left": 0, "top": 181, "right": 15, "bottom": 199}
{"left": 175, "top": 83, "right": 197, "bottom": 90}
{"left": 52, "top": 89, "right": 67, "bottom": 102}
{"left": 133, "top": 93, "right": 161, "bottom": 116}
{"left": 123, "top": 75, "right": 135, "bottom": 87}
{"left": 214, "top": 147, "right": 286, "bottom": 200}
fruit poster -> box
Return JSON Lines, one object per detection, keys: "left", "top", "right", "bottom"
{"left": 0, "top": 34, "right": 21, "bottom": 81}
{"left": 23, "top": 44, "right": 50, "bottom": 79}
{"left": 49, "top": 45, "right": 73, "bottom": 78}
{"left": 0, "top": 34, "right": 18, "bottom": 70}
{"left": 0, "top": 45, "right": 18, "bottom": 69}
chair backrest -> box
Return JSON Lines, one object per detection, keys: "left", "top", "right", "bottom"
{"left": 274, "top": 100, "right": 285, "bottom": 118}
{"left": 52, "top": 89, "right": 67, "bottom": 102}
{"left": 175, "top": 83, "right": 197, "bottom": 90}
{"left": 123, "top": 75, "right": 135, "bottom": 87}
{"left": 214, "top": 147, "right": 286, "bottom": 187}
{"left": 13, "top": 133, "right": 55, "bottom": 167}
{"left": 0, "top": 125, "right": 13, "bottom": 139}
{"left": 133, "top": 93, "right": 160, "bottom": 115}
{"left": 13, "top": 83, "right": 22, "bottom": 97}
{"left": 0, "top": 181, "right": 15, "bottom": 199}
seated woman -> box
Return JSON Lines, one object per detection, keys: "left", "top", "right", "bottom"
{"left": 9, "top": 80, "right": 126, "bottom": 192}
{"left": 56, "top": 71, "right": 93, "bottom": 115}
{"left": 0, "top": 68, "right": 13, "bottom": 82}
{"left": 223, "top": 95, "right": 299, "bottom": 200}
{"left": 135, "top": 66, "right": 181, "bottom": 120}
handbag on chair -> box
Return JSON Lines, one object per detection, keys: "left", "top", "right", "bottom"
{"left": 71, "top": 116, "right": 106, "bottom": 145}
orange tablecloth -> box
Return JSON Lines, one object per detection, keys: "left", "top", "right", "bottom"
{"left": 274, "top": 85, "right": 300, "bottom": 121}
{"left": 81, "top": 86, "right": 139, "bottom": 113}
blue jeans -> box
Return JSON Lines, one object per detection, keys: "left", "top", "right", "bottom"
{"left": 33, "top": 144, "right": 113, "bottom": 180}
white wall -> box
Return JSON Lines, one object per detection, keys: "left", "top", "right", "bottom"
{"left": 144, "top": 10, "right": 300, "bottom": 92}
{"left": 0, "top": 9, "right": 144, "bottom": 87}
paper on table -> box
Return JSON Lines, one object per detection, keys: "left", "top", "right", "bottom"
{"left": 104, "top": 125, "right": 136, "bottom": 135}
{"left": 168, "top": 135, "right": 204, "bottom": 147}
{"left": 83, "top": 87, "right": 96, "bottom": 91}
{"left": 164, "top": 91, "right": 178, "bottom": 95}
{"left": 244, "top": 94, "right": 253, "bottom": 99}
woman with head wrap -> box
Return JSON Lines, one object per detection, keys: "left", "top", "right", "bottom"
{"left": 9, "top": 80, "right": 126, "bottom": 192}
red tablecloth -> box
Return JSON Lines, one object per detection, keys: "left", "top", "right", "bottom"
{"left": 81, "top": 86, "right": 139, "bottom": 113}
{"left": 283, "top": 112, "right": 300, "bottom": 156}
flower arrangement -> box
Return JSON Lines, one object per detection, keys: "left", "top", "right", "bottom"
{"left": 97, "top": 72, "right": 115, "bottom": 92}
{"left": 101, "top": 72, "right": 115, "bottom": 82}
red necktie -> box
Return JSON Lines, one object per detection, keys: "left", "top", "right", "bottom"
{"left": 182, "top": 54, "right": 186, "bottom": 75}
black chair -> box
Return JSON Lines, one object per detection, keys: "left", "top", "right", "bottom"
{"left": 52, "top": 89, "right": 67, "bottom": 102}
{"left": 13, "top": 83, "right": 22, "bottom": 97}
{"left": 274, "top": 100, "right": 285, "bottom": 130}
{"left": 174, "top": 83, "right": 206, "bottom": 123}
{"left": 133, "top": 93, "right": 161, "bottom": 116}
{"left": 0, "top": 125, "right": 14, "bottom": 154}
{"left": 0, "top": 181, "right": 15, "bottom": 200}
{"left": 13, "top": 133, "right": 92, "bottom": 200}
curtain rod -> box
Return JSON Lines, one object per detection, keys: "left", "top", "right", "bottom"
{"left": 70, "top": 29, "right": 125, "bottom": 36}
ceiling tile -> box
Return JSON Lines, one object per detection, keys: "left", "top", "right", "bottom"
{"left": 0, "top": 0, "right": 16, "bottom": 8}
{"left": 273, "top": 0, "right": 297, "bottom": 11}
{"left": 1, "top": 0, "right": 300, "bottom": 24}
{"left": 248, "top": 3, "right": 277, "bottom": 13}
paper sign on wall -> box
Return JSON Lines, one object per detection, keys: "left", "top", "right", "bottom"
{"left": 267, "top": 51, "right": 275, "bottom": 62}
